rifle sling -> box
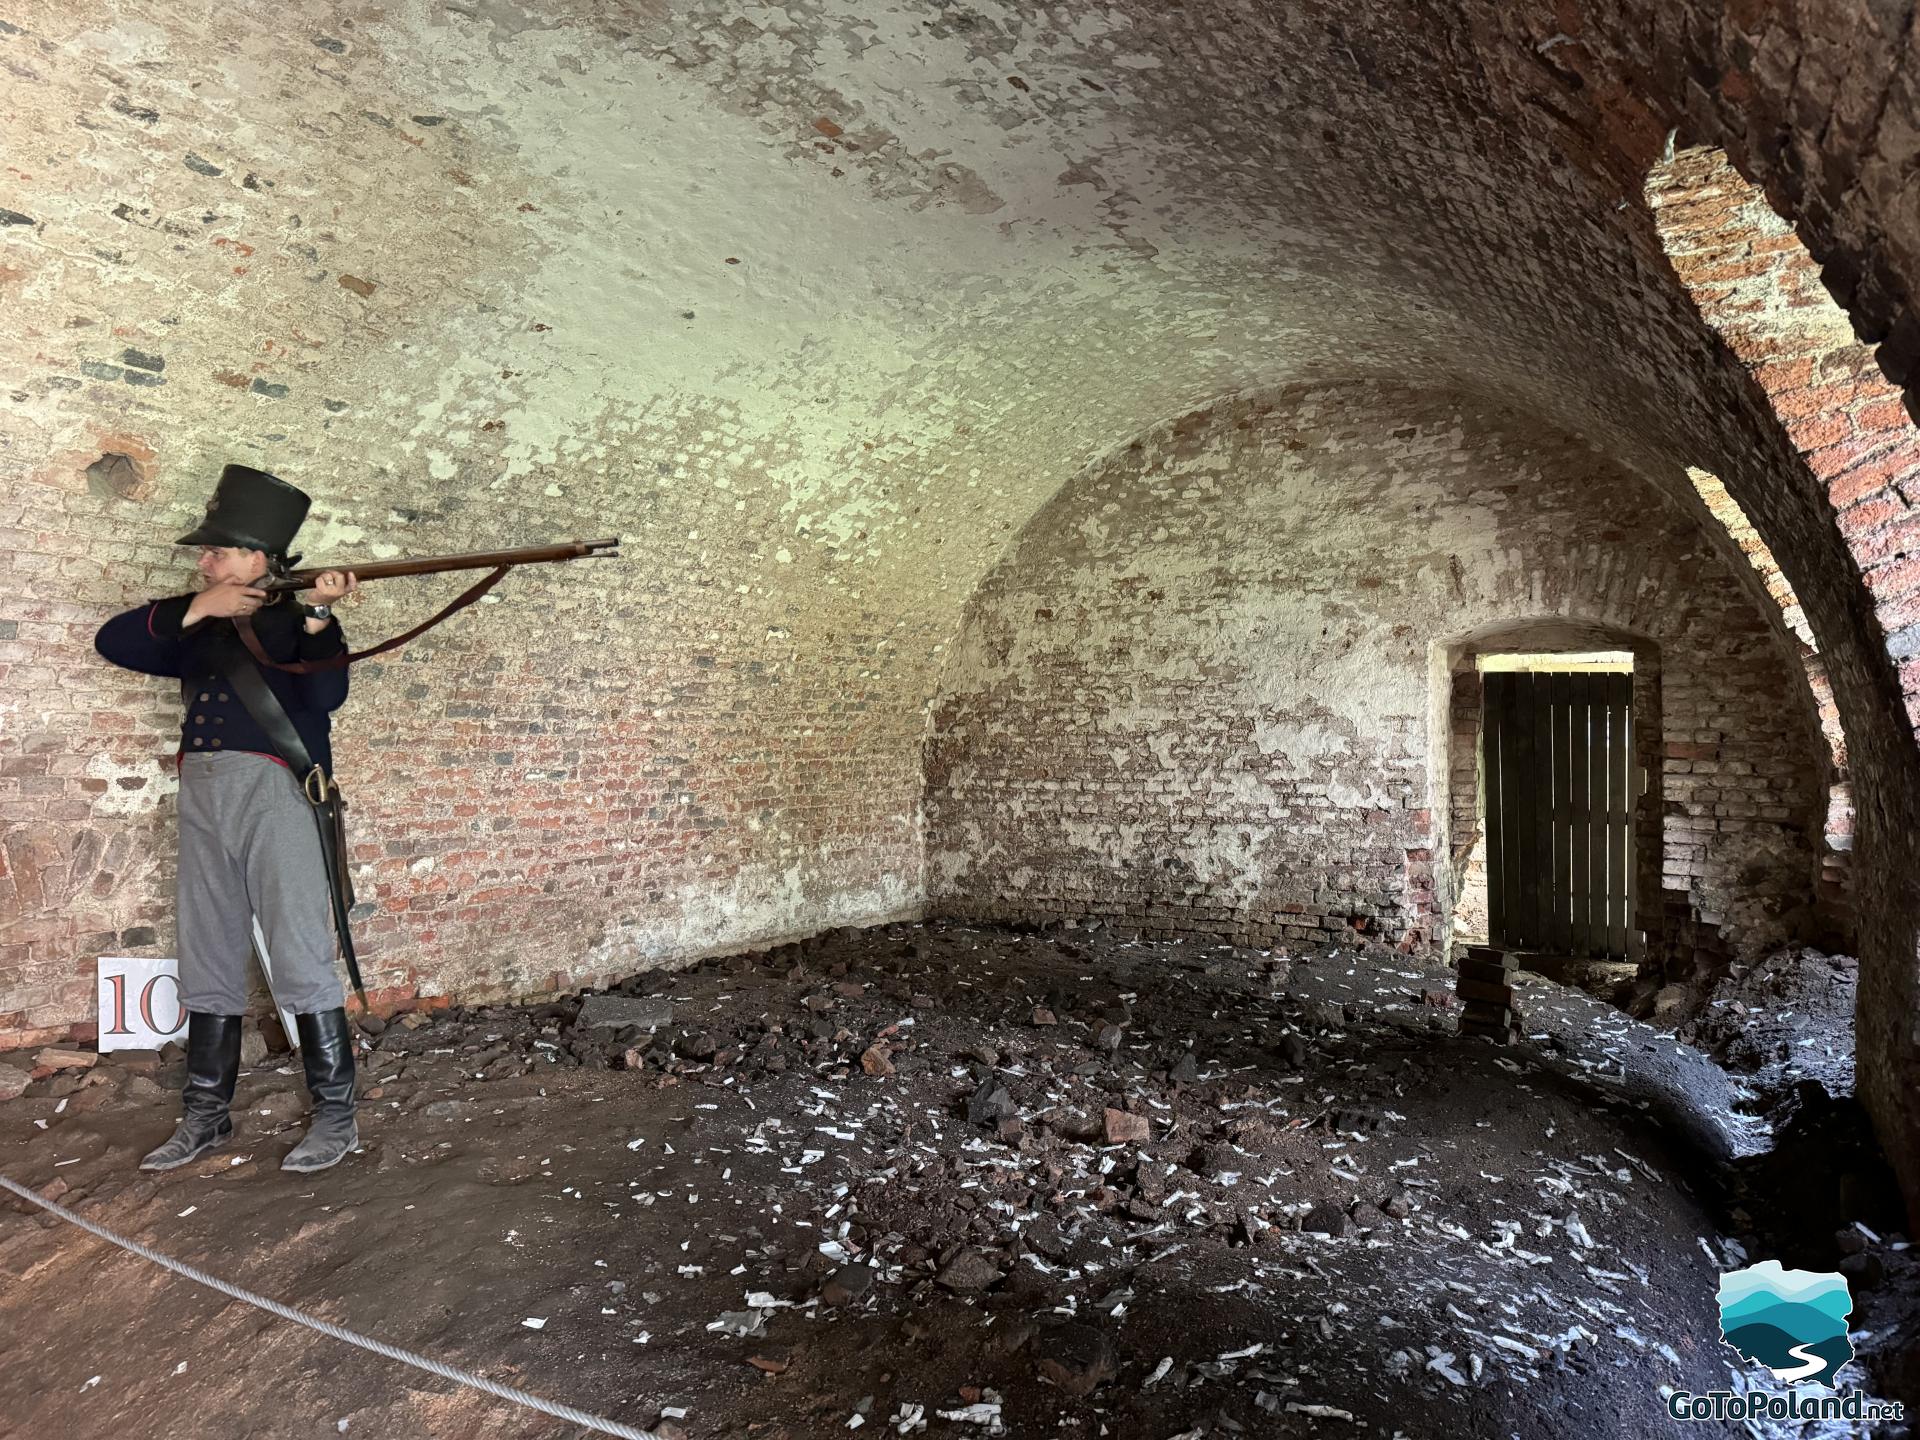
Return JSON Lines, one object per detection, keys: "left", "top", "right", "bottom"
{"left": 237, "top": 564, "right": 511, "bottom": 675}
{"left": 191, "top": 629, "right": 366, "bottom": 1008}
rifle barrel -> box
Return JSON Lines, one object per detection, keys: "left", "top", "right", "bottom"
{"left": 263, "top": 538, "right": 619, "bottom": 593}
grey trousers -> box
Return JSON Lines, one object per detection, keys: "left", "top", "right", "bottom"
{"left": 176, "top": 751, "right": 345, "bottom": 1016}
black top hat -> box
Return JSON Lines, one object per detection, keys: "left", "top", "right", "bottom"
{"left": 175, "top": 464, "right": 311, "bottom": 555}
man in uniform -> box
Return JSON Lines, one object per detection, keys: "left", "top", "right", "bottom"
{"left": 95, "top": 464, "right": 363, "bottom": 1174}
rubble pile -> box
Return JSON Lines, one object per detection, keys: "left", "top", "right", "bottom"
{"left": 1681, "top": 946, "right": 1858, "bottom": 1104}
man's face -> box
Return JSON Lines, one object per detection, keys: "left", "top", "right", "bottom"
{"left": 196, "top": 545, "right": 268, "bottom": 586}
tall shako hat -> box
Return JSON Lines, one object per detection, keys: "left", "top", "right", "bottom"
{"left": 175, "top": 464, "right": 310, "bottom": 556}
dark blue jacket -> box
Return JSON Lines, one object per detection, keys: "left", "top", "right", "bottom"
{"left": 95, "top": 595, "right": 350, "bottom": 775}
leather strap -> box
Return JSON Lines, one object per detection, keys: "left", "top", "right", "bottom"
{"left": 193, "top": 630, "right": 366, "bottom": 1007}
{"left": 236, "top": 565, "right": 510, "bottom": 675}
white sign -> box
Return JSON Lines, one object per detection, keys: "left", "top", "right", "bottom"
{"left": 97, "top": 956, "right": 188, "bottom": 1051}
{"left": 97, "top": 920, "right": 301, "bottom": 1052}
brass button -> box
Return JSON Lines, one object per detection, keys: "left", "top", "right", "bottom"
{"left": 199, "top": 692, "right": 210, "bottom": 701}
{"left": 192, "top": 738, "right": 204, "bottom": 748}
{"left": 194, "top": 714, "right": 205, "bottom": 724}
{"left": 210, "top": 739, "right": 222, "bottom": 748}
{"left": 217, "top": 693, "right": 229, "bottom": 702}
{"left": 214, "top": 716, "right": 224, "bottom": 725}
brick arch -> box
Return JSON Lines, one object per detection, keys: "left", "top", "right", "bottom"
{"left": 1648, "top": 148, "right": 1920, "bottom": 737}
{"left": 1449, "top": 7, "right": 1920, "bottom": 746}
{"left": 1682, "top": 464, "right": 1857, "bottom": 923}
{"left": 1445, "top": 2, "right": 1920, "bottom": 1221}
{"left": 1475, "top": 4, "right": 1920, "bottom": 425}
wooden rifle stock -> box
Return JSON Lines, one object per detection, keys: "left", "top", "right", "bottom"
{"left": 235, "top": 538, "right": 621, "bottom": 674}
{"left": 260, "top": 538, "right": 619, "bottom": 593}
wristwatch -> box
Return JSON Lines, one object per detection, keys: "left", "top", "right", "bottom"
{"left": 302, "top": 603, "right": 333, "bottom": 621}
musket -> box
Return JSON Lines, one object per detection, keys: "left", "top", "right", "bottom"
{"left": 235, "top": 536, "right": 622, "bottom": 677}
{"left": 229, "top": 538, "right": 621, "bottom": 1006}
{"left": 257, "top": 537, "right": 620, "bottom": 593}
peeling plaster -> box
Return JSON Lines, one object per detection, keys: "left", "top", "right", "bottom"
{"left": 928, "top": 384, "right": 1825, "bottom": 957}
{"left": 580, "top": 853, "right": 921, "bottom": 973}
{"left": 82, "top": 754, "right": 174, "bottom": 817}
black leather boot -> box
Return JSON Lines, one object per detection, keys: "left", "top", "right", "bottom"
{"left": 283, "top": 1008, "right": 359, "bottom": 1173}
{"left": 140, "top": 1012, "right": 241, "bottom": 1171}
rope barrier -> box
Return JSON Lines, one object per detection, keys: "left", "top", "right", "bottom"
{"left": 0, "top": 1173, "right": 660, "bottom": 1440}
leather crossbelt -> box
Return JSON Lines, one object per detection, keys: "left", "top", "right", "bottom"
{"left": 187, "top": 627, "right": 366, "bottom": 1007}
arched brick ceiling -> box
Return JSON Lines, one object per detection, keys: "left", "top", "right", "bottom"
{"left": 1, "top": 0, "right": 1836, "bottom": 625}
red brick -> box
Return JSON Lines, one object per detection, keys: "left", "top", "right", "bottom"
{"left": 1855, "top": 398, "right": 1912, "bottom": 432}
{"left": 1851, "top": 512, "right": 1920, "bottom": 569}
{"left": 1826, "top": 451, "right": 1914, "bottom": 509}
{"left": 1864, "top": 552, "right": 1920, "bottom": 600}
{"left": 1751, "top": 356, "right": 1816, "bottom": 391}
{"left": 1836, "top": 496, "right": 1911, "bottom": 542}
{"left": 1786, "top": 413, "right": 1853, "bottom": 451}
{"left": 1875, "top": 587, "right": 1920, "bottom": 634}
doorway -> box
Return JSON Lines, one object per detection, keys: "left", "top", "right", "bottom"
{"left": 1481, "top": 660, "right": 1634, "bottom": 959}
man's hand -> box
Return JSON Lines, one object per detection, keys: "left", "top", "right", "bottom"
{"left": 299, "top": 571, "right": 356, "bottom": 635}
{"left": 185, "top": 578, "right": 268, "bottom": 625}
{"left": 301, "top": 571, "right": 359, "bottom": 606}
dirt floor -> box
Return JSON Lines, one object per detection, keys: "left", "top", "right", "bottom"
{"left": 1, "top": 921, "right": 1914, "bottom": 1440}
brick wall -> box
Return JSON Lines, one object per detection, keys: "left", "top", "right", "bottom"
{"left": 927, "top": 384, "right": 1827, "bottom": 964}
{"left": 1478, "top": 1, "right": 1920, "bottom": 440}
{"left": 1638, "top": 145, "right": 1920, "bottom": 1214}
{"left": 1682, "top": 466, "right": 1855, "bottom": 922}
{"left": 1446, "top": 668, "right": 1490, "bottom": 945}
{"left": 0, "top": 476, "right": 928, "bottom": 1047}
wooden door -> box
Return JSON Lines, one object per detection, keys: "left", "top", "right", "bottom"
{"left": 1482, "top": 671, "right": 1632, "bottom": 958}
